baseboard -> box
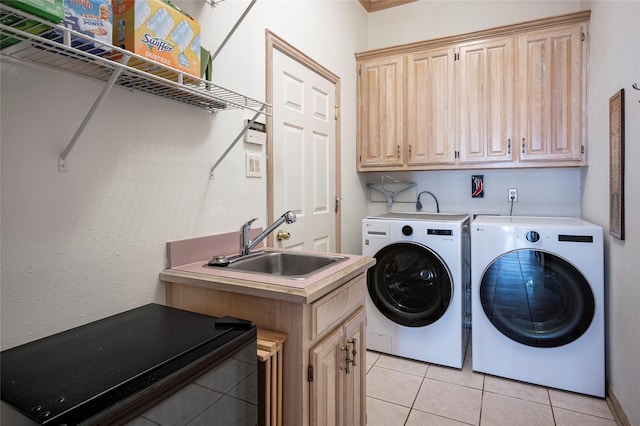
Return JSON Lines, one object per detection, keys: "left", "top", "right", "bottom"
{"left": 607, "top": 385, "right": 631, "bottom": 426}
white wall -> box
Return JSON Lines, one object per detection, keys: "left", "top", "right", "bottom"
{"left": 0, "top": 0, "right": 368, "bottom": 349}
{"left": 366, "top": 0, "right": 584, "bottom": 50}
{"left": 582, "top": 2, "right": 640, "bottom": 424}
{"left": 364, "top": 169, "right": 582, "bottom": 218}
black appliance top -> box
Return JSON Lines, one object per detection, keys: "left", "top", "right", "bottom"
{"left": 1, "top": 303, "right": 255, "bottom": 425}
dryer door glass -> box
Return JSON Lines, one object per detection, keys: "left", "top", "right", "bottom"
{"left": 479, "top": 249, "right": 594, "bottom": 347}
{"left": 368, "top": 242, "right": 453, "bottom": 327}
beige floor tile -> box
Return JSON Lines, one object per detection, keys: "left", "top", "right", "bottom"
{"left": 480, "top": 392, "right": 554, "bottom": 426}
{"left": 367, "top": 350, "right": 381, "bottom": 366}
{"left": 553, "top": 406, "right": 618, "bottom": 426}
{"left": 426, "top": 362, "right": 484, "bottom": 390}
{"left": 375, "top": 353, "right": 429, "bottom": 377}
{"left": 413, "top": 378, "right": 482, "bottom": 425}
{"left": 366, "top": 365, "right": 423, "bottom": 407}
{"left": 366, "top": 397, "right": 410, "bottom": 426}
{"left": 484, "top": 375, "right": 550, "bottom": 405}
{"left": 406, "top": 409, "right": 472, "bottom": 426}
{"left": 548, "top": 389, "right": 614, "bottom": 420}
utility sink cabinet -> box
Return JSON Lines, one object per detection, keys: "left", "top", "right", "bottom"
{"left": 160, "top": 248, "right": 375, "bottom": 426}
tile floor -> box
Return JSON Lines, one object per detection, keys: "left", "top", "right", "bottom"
{"left": 366, "top": 346, "right": 617, "bottom": 426}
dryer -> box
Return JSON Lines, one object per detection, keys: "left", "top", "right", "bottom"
{"left": 471, "top": 215, "right": 604, "bottom": 397}
{"left": 362, "top": 213, "right": 471, "bottom": 368}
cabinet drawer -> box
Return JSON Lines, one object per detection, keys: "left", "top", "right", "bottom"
{"left": 310, "top": 274, "right": 366, "bottom": 339}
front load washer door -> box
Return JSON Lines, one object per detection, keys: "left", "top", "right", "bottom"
{"left": 479, "top": 249, "right": 595, "bottom": 348}
{"left": 368, "top": 242, "right": 452, "bottom": 327}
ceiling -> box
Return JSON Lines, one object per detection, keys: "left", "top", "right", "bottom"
{"left": 359, "top": 0, "right": 417, "bottom": 13}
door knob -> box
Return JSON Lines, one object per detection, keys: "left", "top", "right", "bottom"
{"left": 276, "top": 230, "right": 291, "bottom": 241}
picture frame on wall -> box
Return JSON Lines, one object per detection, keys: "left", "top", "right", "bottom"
{"left": 609, "top": 89, "right": 625, "bottom": 240}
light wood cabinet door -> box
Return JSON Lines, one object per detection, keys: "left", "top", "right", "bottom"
{"left": 357, "top": 56, "right": 404, "bottom": 168}
{"left": 310, "top": 325, "right": 344, "bottom": 426}
{"left": 457, "top": 37, "right": 515, "bottom": 164}
{"left": 406, "top": 47, "right": 456, "bottom": 166}
{"left": 309, "top": 307, "right": 366, "bottom": 426}
{"left": 517, "top": 23, "right": 585, "bottom": 163}
{"left": 343, "top": 308, "right": 366, "bottom": 426}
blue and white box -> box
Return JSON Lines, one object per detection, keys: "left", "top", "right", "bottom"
{"left": 48, "top": 0, "right": 113, "bottom": 54}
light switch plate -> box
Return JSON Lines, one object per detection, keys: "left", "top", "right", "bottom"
{"left": 245, "top": 154, "right": 263, "bottom": 178}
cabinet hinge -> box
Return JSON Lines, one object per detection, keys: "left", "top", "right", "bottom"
{"left": 308, "top": 365, "right": 314, "bottom": 382}
{"left": 335, "top": 105, "right": 339, "bottom": 120}
{"left": 581, "top": 32, "right": 585, "bottom": 42}
{"left": 581, "top": 145, "right": 585, "bottom": 154}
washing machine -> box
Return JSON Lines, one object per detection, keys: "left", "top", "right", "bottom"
{"left": 471, "top": 215, "right": 604, "bottom": 397}
{"left": 362, "top": 213, "right": 471, "bottom": 368}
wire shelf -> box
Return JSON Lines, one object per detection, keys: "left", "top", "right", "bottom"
{"left": 0, "top": 4, "right": 268, "bottom": 114}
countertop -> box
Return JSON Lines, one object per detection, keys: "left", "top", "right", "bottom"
{"left": 160, "top": 249, "right": 375, "bottom": 304}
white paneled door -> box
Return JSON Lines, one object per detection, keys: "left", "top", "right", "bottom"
{"left": 271, "top": 48, "right": 337, "bottom": 253}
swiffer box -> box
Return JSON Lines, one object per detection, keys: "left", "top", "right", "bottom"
{"left": 112, "top": 0, "right": 200, "bottom": 80}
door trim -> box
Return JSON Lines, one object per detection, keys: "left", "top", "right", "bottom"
{"left": 265, "top": 30, "right": 342, "bottom": 251}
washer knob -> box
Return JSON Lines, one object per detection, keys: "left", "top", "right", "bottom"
{"left": 402, "top": 225, "right": 413, "bottom": 236}
{"left": 526, "top": 230, "right": 540, "bottom": 243}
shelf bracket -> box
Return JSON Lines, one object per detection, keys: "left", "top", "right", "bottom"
{"left": 211, "top": 0, "right": 257, "bottom": 63}
{"left": 209, "top": 104, "right": 266, "bottom": 179}
{"left": 58, "top": 54, "right": 131, "bottom": 172}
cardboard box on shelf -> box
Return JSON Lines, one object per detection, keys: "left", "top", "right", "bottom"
{"left": 1, "top": 13, "right": 52, "bottom": 49}
{"left": 112, "top": 0, "right": 201, "bottom": 82}
{"left": 2, "top": 0, "right": 64, "bottom": 24}
{"left": 57, "top": 0, "right": 113, "bottom": 54}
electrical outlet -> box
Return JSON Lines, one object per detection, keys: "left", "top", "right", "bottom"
{"left": 508, "top": 188, "right": 518, "bottom": 203}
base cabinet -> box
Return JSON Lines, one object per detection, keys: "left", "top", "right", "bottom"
{"left": 165, "top": 273, "right": 368, "bottom": 426}
{"left": 310, "top": 307, "right": 366, "bottom": 426}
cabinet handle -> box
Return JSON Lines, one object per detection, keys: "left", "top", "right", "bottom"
{"left": 507, "top": 138, "right": 511, "bottom": 154}
{"left": 396, "top": 145, "right": 400, "bottom": 159}
{"left": 348, "top": 338, "right": 357, "bottom": 366}
{"left": 522, "top": 138, "right": 525, "bottom": 154}
{"left": 340, "top": 345, "right": 352, "bottom": 374}
{"left": 408, "top": 145, "right": 412, "bottom": 159}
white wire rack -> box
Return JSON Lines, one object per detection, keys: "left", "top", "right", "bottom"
{"left": 0, "top": 4, "right": 267, "bottom": 113}
{"left": 1, "top": 3, "right": 270, "bottom": 173}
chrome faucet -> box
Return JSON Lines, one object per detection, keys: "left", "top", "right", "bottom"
{"left": 239, "top": 211, "right": 297, "bottom": 256}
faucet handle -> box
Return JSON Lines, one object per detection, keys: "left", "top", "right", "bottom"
{"left": 241, "top": 217, "right": 258, "bottom": 230}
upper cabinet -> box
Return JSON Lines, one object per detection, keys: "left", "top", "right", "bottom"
{"left": 406, "top": 46, "right": 456, "bottom": 166}
{"left": 517, "top": 23, "right": 586, "bottom": 163}
{"left": 357, "top": 56, "right": 405, "bottom": 168}
{"left": 356, "top": 11, "right": 590, "bottom": 172}
{"left": 457, "top": 37, "right": 514, "bottom": 165}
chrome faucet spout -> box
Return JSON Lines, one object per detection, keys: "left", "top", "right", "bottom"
{"left": 239, "top": 211, "right": 297, "bottom": 256}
